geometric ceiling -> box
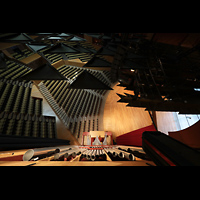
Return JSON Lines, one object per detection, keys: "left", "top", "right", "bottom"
{"left": 17, "top": 63, "right": 67, "bottom": 81}
{"left": 26, "top": 43, "right": 50, "bottom": 52}
{"left": 68, "top": 70, "right": 113, "bottom": 90}
{"left": 83, "top": 56, "right": 112, "bottom": 68}
{"left": 0, "top": 33, "right": 34, "bottom": 43}
{"left": 43, "top": 43, "right": 79, "bottom": 54}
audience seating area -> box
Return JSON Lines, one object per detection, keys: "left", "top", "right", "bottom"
{"left": 39, "top": 40, "right": 98, "bottom": 64}
{"left": 0, "top": 111, "right": 56, "bottom": 138}
{"left": 38, "top": 64, "right": 112, "bottom": 142}
{"left": 0, "top": 35, "right": 114, "bottom": 145}
{"left": 0, "top": 60, "right": 32, "bottom": 80}
{"left": 11, "top": 48, "right": 34, "bottom": 60}
{"left": 0, "top": 60, "right": 57, "bottom": 139}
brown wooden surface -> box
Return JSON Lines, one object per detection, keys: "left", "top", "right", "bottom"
{"left": 103, "top": 83, "right": 152, "bottom": 141}
{"left": 0, "top": 160, "right": 155, "bottom": 166}
{"left": 20, "top": 53, "right": 41, "bottom": 64}
{"left": 63, "top": 59, "right": 86, "bottom": 67}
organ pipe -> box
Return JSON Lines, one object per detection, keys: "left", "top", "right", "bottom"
{"left": 82, "top": 149, "right": 90, "bottom": 158}
{"left": 91, "top": 149, "right": 97, "bottom": 161}
{"left": 54, "top": 148, "right": 81, "bottom": 160}
{"left": 116, "top": 145, "right": 145, "bottom": 153}
{"left": 64, "top": 148, "right": 87, "bottom": 159}
{"left": 23, "top": 147, "right": 61, "bottom": 161}
{"left": 115, "top": 148, "right": 135, "bottom": 161}
{"left": 104, "top": 148, "right": 135, "bottom": 160}
{"left": 23, "top": 145, "right": 77, "bottom": 161}
{"left": 95, "top": 149, "right": 100, "bottom": 158}
{"left": 56, "top": 145, "right": 75, "bottom": 152}
{"left": 105, "top": 148, "right": 118, "bottom": 157}
{"left": 86, "top": 150, "right": 93, "bottom": 160}
{"left": 116, "top": 146, "right": 149, "bottom": 160}
{"left": 81, "top": 149, "right": 107, "bottom": 161}
{"left": 91, "top": 150, "right": 96, "bottom": 161}
{"left": 22, "top": 145, "right": 137, "bottom": 162}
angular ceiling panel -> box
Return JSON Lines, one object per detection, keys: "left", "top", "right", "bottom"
{"left": 83, "top": 56, "right": 112, "bottom": 68}
{"left": 43, "top": 43, "right": 79, "bottom": 54}
{"left": 95, "top": 46, "right": 116, "bottom": 56}
{"left": 71, "top": 44, "right": 92, "bottom": 53}
{"left": 68, "top": 70, "right": 113, "bottom": 90}
{"left": 0, "top": 33, "right": 34, "bottom": 43}
{"left": 69, "top": 36, "right": 86, "bottom": 41}
{"left": 46, "top": 36, "right": 64, "bottom": 40}
{"left": 26, "top": 43, "right": 50, "bottom": 52}
{"left": 18, "top": 63, "right": 67, "bottom": 81}
{"left": 56, "top": 33, "right": 72, "bottom": 37}
{"left": 27, "top": 33, "right": 55, "bottom": 35}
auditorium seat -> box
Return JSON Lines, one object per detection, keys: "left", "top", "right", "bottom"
{"left": 40, "top": 39, "right": 96, "bottom": 63}
{"left": 34, "top": 98, "right": 43, "bottom": 116}
{"left": 11, "top": 48, "right": 34, "bottom": 61}
{"left": 20, "top": 83, "right": 32, "bottom": 114}
{"left": 0, "top": 110, "right": 57, "bottom": 139}
{"left": 44, "top": 53, "right": 63, "bottom": 63}
{"left": 0, "top": 60, "right": 32, "bottom": 80}
{"left": 0, "top": 78, "right": 57, "bottom": 139}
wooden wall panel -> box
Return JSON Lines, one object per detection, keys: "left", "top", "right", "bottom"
{"left": 103, "top": 83, "right": 152, "bottom": 141}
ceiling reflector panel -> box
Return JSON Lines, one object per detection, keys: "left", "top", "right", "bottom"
{"left": 18, "top": 63, "right": 67, "bottom": 81}
{"left": 68, "top": 70, "right": 113, "bottom": 90}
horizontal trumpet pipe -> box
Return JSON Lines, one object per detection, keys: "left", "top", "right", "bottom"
{"left": 82, "top": 149, "right": 90, "bottom": 158}
{"left": 105, "top": 148, "right": 118, "bottom": 157}
{"left": 115, "top": 148, "right": 135, "bottom": 161}
{"left": 23, "top": 147, "right": 60, "bottom": 161}
{"left": 64, "top": 148, "right": 83, "bottom": 159}
{"left": 86, "top": 150, "right": 93, "bottom": 160}
{"left": 95, "top": 149, "right": 100, "bottom": 158}
{"left": 116, "top": 145, "right": 144, "bottom": 153}
{"left": 22, "top": 145, "right": 76, "bottom": 161}
{"left": 91, "top": 150, "right": 96, "bottom": 161}
{"left": 54, "top": 148, "right": 81, "bottom": 160}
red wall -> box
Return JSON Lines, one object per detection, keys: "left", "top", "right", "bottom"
{"left": 169, "top": 120, "right": 200, "bottom": 149}
{"left": 116, "top": 124, "right": 156, "bottom": 147}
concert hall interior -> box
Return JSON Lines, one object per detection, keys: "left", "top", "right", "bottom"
{"left": 1, "top": 33, "right": 200, "bottom": 166}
